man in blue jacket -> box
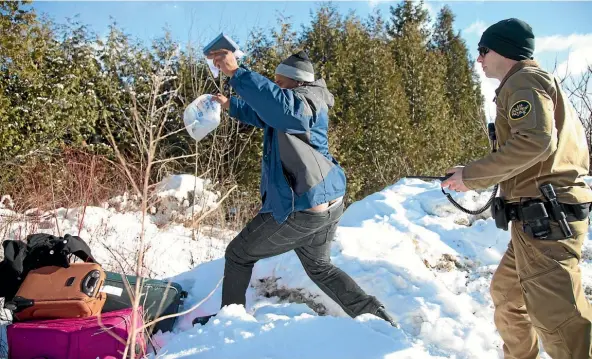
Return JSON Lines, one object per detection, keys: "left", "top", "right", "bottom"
{"left": 193, "top": 50, "right": 395, "bottom": 327}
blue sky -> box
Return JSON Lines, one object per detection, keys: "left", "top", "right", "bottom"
{"left": 32, "top": 1, "right": 592, "bottom": 120}
{"left": 32, "top": 1, "right": 592, "bottom": 59}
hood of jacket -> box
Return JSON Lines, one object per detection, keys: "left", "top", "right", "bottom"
{"left": 295, "top": 78, "right": 335, "bottom": 108}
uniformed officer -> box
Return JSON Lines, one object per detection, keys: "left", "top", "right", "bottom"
{"left": 443, "top": 18, "right": 592, "bottom": 359}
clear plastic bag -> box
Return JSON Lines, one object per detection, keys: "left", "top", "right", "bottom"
{"left": 183, "top": 94, "right": 221, "bottom": 141}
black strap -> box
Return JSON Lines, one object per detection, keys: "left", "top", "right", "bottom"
{"left": 62, "top": 234, "right": 96, "bottom": 263}
{"left": 25, "top": 233, "right": 96, "bottom": 267}
{"left": 507, "top": 201, "right": 589, "bottom": 222}
{"left": 561, "top": 202, "right": 591, "bottom": 221}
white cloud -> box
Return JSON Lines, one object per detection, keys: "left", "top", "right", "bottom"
{"left": 422, "top": 1, "right": 443, "bottom": 28}
{"left": 464, "top": 20, "right": 487, "bottom": 36}
{"left": 473, "top": 32, "right": 592, "bottom": 120}
{"left": 422, "top": 1, "right": 436, "bottom": 22}
{"left": 366, "top": 0, "right": 440, "bottom": 28}
{"left": 535, "top": 34, "right": 592, "bottom": 54}
{"left": 556, "top": 46, "right": 592, "bottom": 78}
{"left": 535, "top": 34, "right": 592, "bottom": 77}
{"left": 368, "top": 0, "right": 395, "bottom": 9}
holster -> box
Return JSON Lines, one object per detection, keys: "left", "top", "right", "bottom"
{"left": 520, "top": 199, "right": 552, "bottom": 239}
{"left": 491, "top": 197, "right": 509, "bottom": 231}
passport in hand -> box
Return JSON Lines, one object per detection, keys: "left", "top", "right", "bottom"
{"left": 203, "top": 33, "right": 240, "bottom": 56}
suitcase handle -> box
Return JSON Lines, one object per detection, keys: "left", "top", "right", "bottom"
{"left": 81, "top": 269, "right": 101, "bottom": 296}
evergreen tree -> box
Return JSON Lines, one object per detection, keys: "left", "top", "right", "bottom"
{"left": 0, "top": 1, "right": 495, "bottom": 214}
{"left": 299, "top": 5, "right": 341, "bottom": 82}
{"left": 93, "top": 23, "right": 145, "bottom": 157}
{"left": 432, "top": 6, "right": 488, "bottom": 164}
{"left": 360, "top": 11, "right": 411, "bottom": 194}
{"left": 328, "top": 11, "right": 410, "bottom": 200}
{"left": 388, "top": 0, "right": 451, "bottom": 173}
{"left": 0, "top": 0, "right": 53, "bottom": 161}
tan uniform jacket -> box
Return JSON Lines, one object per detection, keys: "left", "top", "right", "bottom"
{"left": 463, "top": 60, "right": 592, "bottom": 204}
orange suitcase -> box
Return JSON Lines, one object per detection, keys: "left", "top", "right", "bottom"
{"left": 7, "top": 263, "right": 107, "bottom": 321}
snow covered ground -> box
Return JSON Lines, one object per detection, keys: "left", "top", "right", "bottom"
{"left": 2, "top": 174, "right": 592, "bottom": 358}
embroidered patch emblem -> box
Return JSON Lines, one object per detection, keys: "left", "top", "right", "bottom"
{"left": 509, "top": 100, "right": 532, "bottom": 120}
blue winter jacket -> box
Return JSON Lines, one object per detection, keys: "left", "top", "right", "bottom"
{"left": 228, "top": 66, "right": 346, "bottom": 224}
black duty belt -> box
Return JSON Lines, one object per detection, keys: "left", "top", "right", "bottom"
{"left": 506, "top": 201, "right": 590, "bottom": 223}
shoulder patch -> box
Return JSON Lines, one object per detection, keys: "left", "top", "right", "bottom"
{"left": 508, "top": 100, "right": 532, "bottom": 120}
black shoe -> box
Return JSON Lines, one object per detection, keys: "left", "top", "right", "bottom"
{"left": 192, "top": 313, "right": 216, "bottom": 326}
{"left": 375, "top": 307, "right": 398, "bottom": 328}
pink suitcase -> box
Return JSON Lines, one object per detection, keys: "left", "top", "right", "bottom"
{"left": 7, "top": 307, "right": 147, "bottom": 359}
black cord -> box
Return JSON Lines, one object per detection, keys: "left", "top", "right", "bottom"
{"left": 441, "top": 122, "right": 499, "bottom": 215}
{"left": 441, "top": 184, "right": 498, "bottom": 215}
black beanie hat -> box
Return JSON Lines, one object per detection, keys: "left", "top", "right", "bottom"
{"left": 479, "top": 18, "right": 535, "bottom": 61}
{"left": 275, "top": 51, "right": 315, "bottom": 82}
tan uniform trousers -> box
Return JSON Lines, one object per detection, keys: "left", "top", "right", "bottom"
{"left": 491, "top": 219, "right": 592, "bottom": 359}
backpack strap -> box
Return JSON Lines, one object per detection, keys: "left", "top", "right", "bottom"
{"left": 25, "top": 233, "right": 96, "bottom": 268}
{"left": 62, "top": 234, "right": 96, "bottom": 263}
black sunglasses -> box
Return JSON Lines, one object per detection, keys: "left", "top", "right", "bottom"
{"left": 478, "top": 46, "right": 490, "bottom": 57}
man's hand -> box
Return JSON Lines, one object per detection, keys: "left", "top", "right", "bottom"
{"left": 206, "top": 49, "right": 239, "bottom": 77}
{"left": 212, "top": 93, "right": 230, "bottom": 110}
{"left": 441, "top": 166, "right": 470, "bottom": 192}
